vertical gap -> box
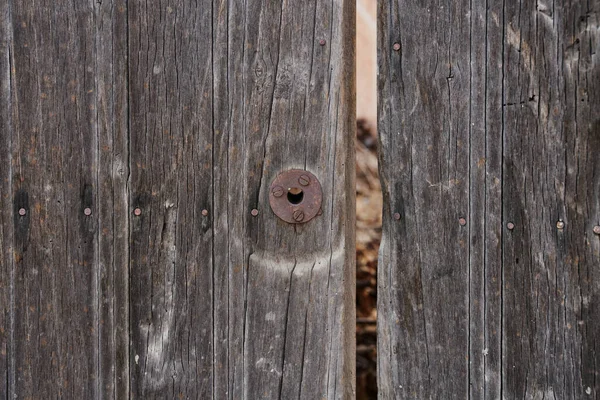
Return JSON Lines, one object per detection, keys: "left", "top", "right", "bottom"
{"left": 500, "top": 0, "right": 507, "bottom": 398}
{"left": 483, "top": 0, "right": 490, "bottom": 397}
{"left": 126, "top": 0, "right": 132, "bottom": 397}
{"left": 210, "top": 0, "right": 216, "bottom": 398}
{"left": 467, "top": 0, "right": 473, "bottom": 396}
{"left": 225, "top": 0, "right": 231, "bottom": 397}
{"left": 94, "top": 2, "right": 101, "bottom": 397}
{"left": 6, "top": 1, "right": 15, "bottom": 395}
{"left": 356, "top": 0, "right": 380, "bottom": 398}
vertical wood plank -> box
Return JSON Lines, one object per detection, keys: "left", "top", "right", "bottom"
{"left": 6, "top": 1, "right": 100, "bottom": 398}
{"left": 502, "top": 2, "right": 600, "bottom": 398}
{"left": 379, "top": 0, "right": 600, "bottom": 398}
{"left": 468, "top": 1, "right": 504, "bottom": 398}
{"left": 0, "top": 1, "right": 13, "bottom": 397}
{"left": 230, "top": 0, "right": 356, "bottom": 397}
{"left": 127, "top": 0, "right": 214, "bottom": 397}
{"left": 96, "top": 0, "right": 130, "bottom": 398}
{"left": 377, "top": 0, "right": 472, "bottom": 397}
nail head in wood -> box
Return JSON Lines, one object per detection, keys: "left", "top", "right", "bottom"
{"left": 84, "top": 208, "right": 92, "bottom": 216}
{"left": 319, "top": 39, "right": 326, "bottom": 46}
{"left": 507, "top": 222, "right": 515, "bottom": 230}
{"left": 251, "top": 209, "right": 259, "bottom": 217}
{"left": 18, "top": 208, "right": 26, "bottom": 216}
{"left": 201, "top": 209, "right": 208, "bottom": 216}
{"left": 393, "top": 42, "right": 401, "bottom": 51}
{"left": 393, "top": 212, "right": 401, "bottom": 220}
{"left": 134, "top": 208, "right": 142, "bottom": 216}
{"left": 459, "top": 217, "right": 467, "bottom": 226}
{"left": 556, "top": 220, "right": 565, "bottom": 230}
{"left": 593, "top": 225, "right": 600, "bottom": 235}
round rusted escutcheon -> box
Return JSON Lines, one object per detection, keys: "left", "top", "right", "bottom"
{"left": 269, "top": 169, "right": 322, "bottom": 224}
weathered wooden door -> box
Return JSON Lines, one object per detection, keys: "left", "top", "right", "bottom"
{"left": 0, "top": 1, "right": 355, "bottom": 398}
{"left": 378, "top": 0, "right": 599, "bottom": 398}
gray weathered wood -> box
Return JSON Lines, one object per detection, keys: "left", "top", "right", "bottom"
{"left": 0, "top": 2, "right": 12, "bottom": 398}
{"left": 2, "top": 1, "right": 100, "bottom": 398}
{"left": 1, "top": 0, "right": 355, "bottom": 398}
{"left": 378, "top": 0, "right": 600, "bottom": 398}
{"left": 96, "top": 1, "right": 130, "bottom": 397}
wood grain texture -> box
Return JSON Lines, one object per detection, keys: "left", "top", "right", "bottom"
{"left": 378, "top": 0, "right": 600, "bottom": 398}
{"left": 5, "top": 1, "right": 100, "bottom": 398}
{"left": 1, "top": 0, "right": 355, "bottom": 398}
{"left": 96, "top": 1, "right": 130, "bottom": 398}
{"left": 0, "top": 2, "right": 12, "bottom": 398}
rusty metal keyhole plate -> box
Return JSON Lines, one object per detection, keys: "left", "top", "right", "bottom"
{"left": 269, "top": 169, "right": 322, "bottom": 224}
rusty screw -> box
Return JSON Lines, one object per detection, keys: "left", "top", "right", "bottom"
{"left": 18, "top": 208, "right": 26, "bottom": 216}
{"left": 393, "top": 42, "right": 401, "bottom": 51}
{"left": 298, "top": 175, "right": 310, "bottom": 186}
{"left": 84, "top": 208, "right": 92, "bottom": 216}
{"left": 459, "top": 217, "right": 467, "bottom": 226}
{"left": 201, "top": 209, "right": 209, "bottom": 216}
{"left": 271, "top": 185, "right": 284, "bottom": 197}
{"left": 556, "top": 220, "right": 565, "bottom": 230}
{"left": 593, "top": 225, "right": 600, "bottom": 235}
{"left": 293, "top": 209, "right": 305, "bottom": 222}
{"left": 134, "top": 208, "right": 142, "bottom": 216}
{"left": 393, "top": 212, "right": 401, "bottom": 220}
{"left": 507, "top": 222, "right": 515, "bottom": 230}
{"left": 251, "top": 209, "right": 259, "bottom": 217}
{"left": 319, "top": 39, "right": 326, "bottom": 46}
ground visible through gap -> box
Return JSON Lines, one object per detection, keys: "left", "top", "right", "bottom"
{"left": 355, "top": 119, "right": 381, "bottom": 399}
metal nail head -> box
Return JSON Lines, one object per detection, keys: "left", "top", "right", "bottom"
{"left": 251, "top": 209, "right": 259, "bottom": 217}
{"left": 84, "top": 208, "right": 92, "bottom": 216}
{"left": 319, "top": 39, "right": 326, "bottom": 46}
{"left": 202, "top": 209, "right": 209, "bottom": 216}
{"left": 134, "top": 208, "right": 142, "bottom": 216}
{"left": 593, "top": 225, "right": 600, "bottom": 235}
{"left": 507, "top": 222, "right": 515, "bottom": 230}
{"left": 393, "top": 43, "right": 401, "bottom": 51}
{"left": 18, "top": 208, "right": 26, "bottom": 216}
{"left": 393, "top": 212, "right": 401, "bottom": 220}
{"left": 556, "top": 220, "right": 565, "bottom": 230}
{"left": 459, "top": 217, "right": 467, "bottom": 226}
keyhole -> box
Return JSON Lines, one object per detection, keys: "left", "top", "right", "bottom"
{"left": 287, "top": 187, "right": 304, "bottom": 204}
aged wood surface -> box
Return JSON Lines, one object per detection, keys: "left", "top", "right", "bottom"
{"left": 1, "top": 0, "right": 355, "bottom": 399}
{"left": 378, "top": 0, "right": 600, "bottom": 399}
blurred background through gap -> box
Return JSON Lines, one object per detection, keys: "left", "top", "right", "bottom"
{"left": 356, "top": 0, "right": 380, "bottom": 398}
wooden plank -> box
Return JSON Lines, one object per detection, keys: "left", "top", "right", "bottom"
{"left": 3, "top": 1, "right": 100, "bottom": 398}
{"left": 127, "top": 1, "right": 214, "bottom": 397}
{"left": 378, "top": 0, "right": 600, "bottom": 398}
{"left": 96, "top": 0, "right": 130, "bottom": 398}
{"left": 127, "top": 0, "right": 355, "bottom": 398}
{"left": 377, "top": 0, "right": 472, "bottom": 397}
{"left": 0, "top": 2, "right": 13, "bottom": 397}
{"left": 469, "top": 0, "right": 504, "bottom": 398}
{"left": 502, "top": 2, "right": 600, "bottom": 398}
